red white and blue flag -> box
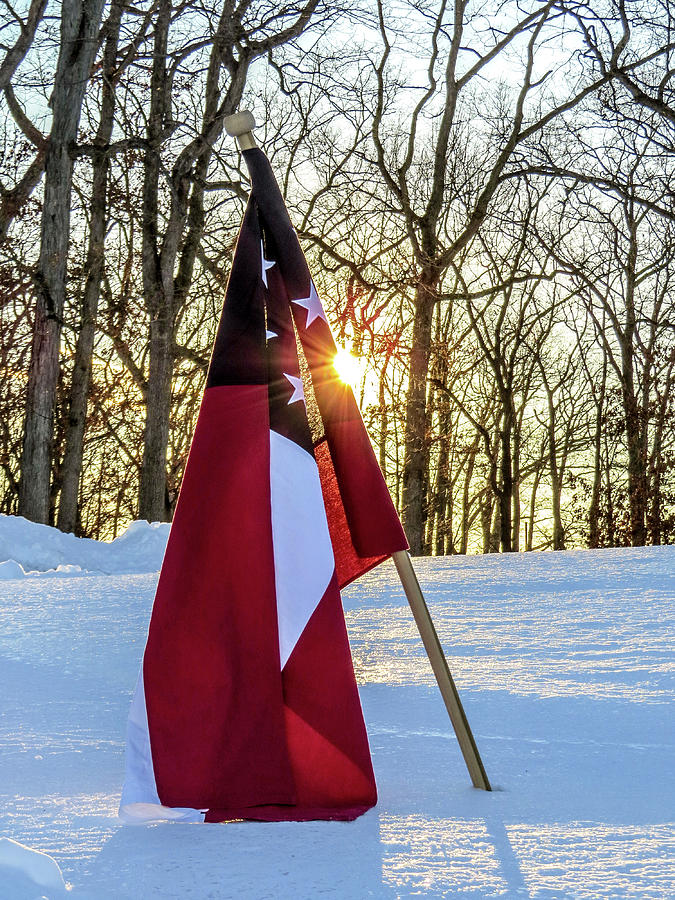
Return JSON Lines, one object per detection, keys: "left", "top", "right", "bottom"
{"left": 120, "top": 149, "right": 408, "bottom": 823}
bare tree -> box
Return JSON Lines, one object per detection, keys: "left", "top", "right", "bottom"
{"left": 0, "top": 0, "right": 49, "bottom": 240}
{"left": 136, "top": 0, "right": 322, "bottom": 521}
{"left": 19, "top": 0, "right": 106, "bottom": 523}
{"left": 57, "top": 0, "right": 139, "bottom": 532}
{"left": 357, "top": 0, "right": 666, "bottom": 552}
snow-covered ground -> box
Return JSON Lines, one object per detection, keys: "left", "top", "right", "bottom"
{"left": 1, "top": 515, "right": 673, "bottom": 898}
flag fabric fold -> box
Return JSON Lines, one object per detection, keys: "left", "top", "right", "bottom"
{"left": 120, "top": 147, "right": 407, "bottom": 824}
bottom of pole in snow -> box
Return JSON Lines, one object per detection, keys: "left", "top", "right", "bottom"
{"left": 391, "top": 550, "right": 491, "bottom": 791}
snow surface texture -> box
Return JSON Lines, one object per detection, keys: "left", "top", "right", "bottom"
{"left": 1, "top": 517, "right": 673, "bottom": 898}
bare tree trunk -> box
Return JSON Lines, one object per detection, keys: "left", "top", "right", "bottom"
{"left": 499, "top": 416, "right": 513, "bottom": 552}
{"left": 459, "top": 442, "right": 477, "bottom": 554}
{"left": 527, "top": 460, "right": 542, "bottom": 551}
{"left": 620, "top": 216, "right": 648, "bottom": 546}
{"left": 588, "top": 362, "right": 606, "bottom": 548}
{"left": 622, "top": 379, "right": 648, "bottom": 545}
{"left": 19, "top": 0, "right": 106, "bottom": 523}
{"left": 378, "top": 357, "right": 389, "bottom": 477}
{"left": 434, "top": 393, "right": 451, "bottom": 556}
{"left": 543, "top": 382, "right": 565, "bottom": 550}
{"left": 480, "top": 488, "right": 493, "bottom": 554}
{"left": 603, "top": 427, "right": 616, "bottom": 545}
{"left": 423, "top": 463, "right": 435, "bottom": 555}
{"left": 512, "top": 429, "right": 521, "bottom": 551}
{"left": 137, "top": 0, "right": 172, "bottom": 522}
{"left": 588, "top": 430, "right": 602, "bottom": 548}
{"left": 490, "top": 493, "right": 501, "bottom": 553}
{"left": 401, "top": 278, "right": 435, "bottom": 553}
{"left": 648, "top": 425, "right": 663, "bottom": 546}
{"left": 647, "top": 360, "right": 673, "bottom": 545}
{"left": 394, "top": 397, "right": 402, "bottom": 510}
{"left": 550, "top": 464, "right": 564, "bottom": 549}
{"left": 139, "top": 314, "right": 174, "bottom": 520}
{"left": 58, "top": 1, "right": 123, "bottom": 533}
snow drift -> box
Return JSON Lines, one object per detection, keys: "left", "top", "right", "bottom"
{"left": 0, "top": 515, "right": 169, "bottom": 577}
{"left": 0, "top": 837, "right": 67, "bottom": 896}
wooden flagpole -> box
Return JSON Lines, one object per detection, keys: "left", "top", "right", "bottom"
{"left": 225, "top": 109, "right": 490, "bottom": 791}
{"left": 392, "top": 550, "right": 491, "bottom": 791}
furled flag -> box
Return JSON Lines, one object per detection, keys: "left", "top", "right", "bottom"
{"left": 120, "top": 148, "right": 408, "bottom": 824}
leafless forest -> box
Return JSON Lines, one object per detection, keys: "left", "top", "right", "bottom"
{"left": 1, "top": 0, "right": 674, "bottom": 554}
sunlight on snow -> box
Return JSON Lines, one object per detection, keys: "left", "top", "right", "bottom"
{"left": 509, "top": 823, "right": 675, "bottom": 899}
{"left": 379, "top": 817, "right": 675, "bottom": 899}
{"left": 343, "top": 552, "right": 675, "bottom": 704}
{"left": 380, "top": 815, "right": 506, "bottom": 894}
{"left": 1, "top": 546, "right": 673, "bottom": 897}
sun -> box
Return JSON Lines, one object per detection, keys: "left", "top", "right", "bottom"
{"left": 333, "top": 347, "right": 363, "bottom": 388}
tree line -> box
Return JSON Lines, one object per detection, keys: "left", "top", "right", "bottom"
{"left": 1, "top": 0, "right": 674, "bottom": 554}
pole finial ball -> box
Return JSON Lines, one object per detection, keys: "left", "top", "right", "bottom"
{"left": 224, "top": 110, "right": 256, "bottom": 137}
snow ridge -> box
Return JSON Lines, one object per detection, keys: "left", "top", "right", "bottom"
{"left": 0, "top": 515, "right": 169, "bottom": 577}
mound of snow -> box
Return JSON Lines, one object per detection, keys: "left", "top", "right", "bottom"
{"left": 0, "top": 515, "right": 169, "bottom": 576}
{"left": 0, "top": 559, "right": 27, "bottom": 580}
{"left": 0, "top": 837, "right": 67, "bottom": 895}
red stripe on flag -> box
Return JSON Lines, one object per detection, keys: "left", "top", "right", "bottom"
{"left": 315, "top": 436, "right": 399, "bottom": 587}
{"left": 282, "top": 571, "right": 376, "bottom": 799}
{"left": 206, "top": 572, "right": 376, "bottom": 822}
{"left": 143, "top": 385, "right": 295, "bottom": 809}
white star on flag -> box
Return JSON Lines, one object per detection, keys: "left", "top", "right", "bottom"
{"left": 284, "top": 373, "right": 305, "bottom": 406}
{"left": 261, "top": 241, "right": 275, "bottom": 288}
{"left": 266, "top": 329, "right": 277, "bottom": 340}
{"left": 292, "top": 282, "right": 327, "bottom": 328}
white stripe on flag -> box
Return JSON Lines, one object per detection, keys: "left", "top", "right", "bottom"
{"left": 270, "top": 429, "right": 335, "bottom": 669}
{"left": 119, "top": 668, "right": 204, "bottom": 824}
